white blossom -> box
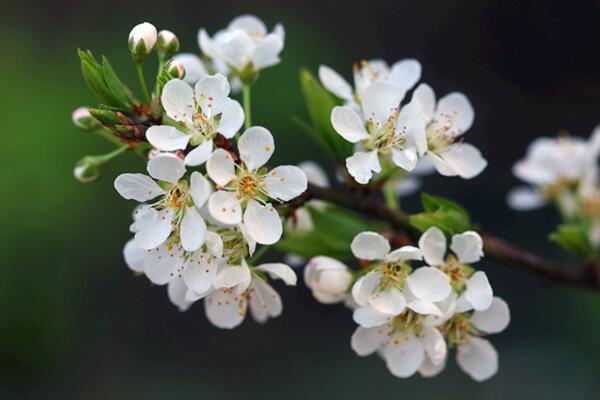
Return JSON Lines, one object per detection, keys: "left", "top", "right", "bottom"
{"left": 206, "top": 126, "right": 307, "bottom": 245}
{"left": 304, "top": 256, "right": 353, "bottom": 304}
{"left": 146, "top": 74, "right": 244, "bottom": 166}
{"left": 128, "top": 22, "right": 158, "bottom": 57}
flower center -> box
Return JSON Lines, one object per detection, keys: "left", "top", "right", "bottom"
{"left": 440, "top": 313, "right": 477, "bottom": 348}
{"left": 439, "top": 256, "right": 469, "bottom": 287}
{"left": 365, "top": 113, "right": 406, "bottom": 154}
{"left": 426, "top": 112, "right": 459, "bottom": 153}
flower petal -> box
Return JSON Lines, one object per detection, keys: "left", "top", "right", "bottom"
{"left": 319, "top": 65, "right": 353, "bottom": 101}
{"left": 346, "top": 150, "right": 381, "bottom": 184}
{"left": 167, "top": 277, "right": 193, "bottom": 312}
{"left": 388, "top": 59, "right": 421, "bottom": 91}
{"left": 228, "top": 14, "right": 267, "bottom": 35}
{"left": 456, "top": 336, "right": 498, "bottom": 382}
{"left": 206, "top": 148, "right": 236, "bottom": 186}
{"left": 146, "top": 125, "right": 189, "bottom": 151}
{"left": 298, "top": 161, "right": 329, "bottom": 187}
{"left": 471, "top": 297, "right": 510, "bottom": 334}
{"left": 205, "top": 288, "right": 246, "bottom": 329}
{"left": 194, "top": 73, "right": 230, "bottom": 114}
{"left": 213, "top": 264, "right": 251, "bottom": 289}
{"left": 406, "top": 267, "right": 451, "bottom": 302}
{"left": 123, "top": 239, "right": 146, "bottom": 273}
{"left": 262, "top": 165, "right": 307, "bottom": 201}
{"left": 172, "top": 53, "right": 208, "bottom": 85}
{"left": 385, "top": 246, "right": 423, "bottom": 262}
{"left": 114, "top": 173, "right": 165, "bottom": 202}
{"left": 238, "top": 126, "right": 275, "bottom": 171}
{"left": 217, "top": 99, "right": 244, "bottom": 138}
{"left": 331, "top": 106, "right": 370, "bottom": 143}
{"left": 438, "top": 143, "right": 487, "bottom": 179}
{"left": 436, "top": 92, "right": 474, "bottom": 136}
{"left": 418, "top": 227, "right": 447, "bottom": 266}
{"left": 383, "top": 332, "right": 424, "bottom": 378}
{"left": 184, "top": 139, "right": 213, "bottom": 167}
{"left": 351, "top": 326, "right": 388, "bottom": 356}
{"left": 391, "top": 146, "right": 418, "bottom": 171}
{"left": 351, "top": 272, "right": 382, "bottom": 306}
{"left": 182, "top": 250, "right": 219, "bottom": 294}
{"left": 420, "top": 327, "right": 447, "bottom": 366}
{"left": 353, "top": 305, "right": 392, "bottom": 328}
{"left": 255, "top": 263, "right": 297, "bottom": 285}
{"left": 361, "top": 81, "right": 404, "bottom": 127}
{"left": 413, "top": 83, "right": 436, "bottom": 122}
{"left": 134, "top": 208, "right": 174, "bottom": 250}
{"left": 189, "top": 171, "right": 212, "bottom": 208}
{"left": 248, "top": 278, "right": 282, "bottom": 323}
{"left": 464, "top": 271, "right": 494, "bottom": 311}
{"left": 161, "top": 79, "right": 194, "bottom": 125}
{"left": 368, "top": 286, "right": 406, "bottom": 315}
{"left": 180, "top": 207, "right": 207, "bottom": 252}
{"left": 143, "top": 242, "right": 184, "bottom": 285}
{"left": 205, "top": 230, "right": 224, "bottom": 257}
{"left": 351, "top": 231, "right": 390, "bottom": 260}
{"left": 208, "top": 191, "right": 242, "bottom": 225}
{"left": 506, "top": 186, "right": 546, "bottom": 211}
{"left": 450, "top": 231, "right": 484, "bottom": 264}
{"left": 243, "top": 200, "right": 282, "bottom": 245}
{"left": 252, "top": 33, "right": 283, "bottom": 69}
{"left": 147, "top": 153, "right": 186, "bottom": 184}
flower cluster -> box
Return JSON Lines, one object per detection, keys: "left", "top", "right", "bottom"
{"left": 322, "top": 60, "right": 487, "bottom": 184}
{"left": 306, "top": 228, "right": 510, "bottom": 381}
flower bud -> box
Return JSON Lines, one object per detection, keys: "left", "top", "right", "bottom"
{"left": 304, "top": 256, "right": 353, "bottom": 304}
{"left": 128, "top": 22, "right": 157, "bottom": 63}
{"left": 157, "top": 30, "right": 179, "bottom": 59}
{"left": 72, "top": 107, "right": 100, "bottom": 131}
{"left": 165, "top": 60, "right": 185, "bottom": 79}
{"left": 74, "top": 156, "right": 102, "bottom": 183}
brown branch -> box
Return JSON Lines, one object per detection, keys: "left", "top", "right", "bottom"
{"left": 306, "top": 183, "right": 600, "bottom": 291}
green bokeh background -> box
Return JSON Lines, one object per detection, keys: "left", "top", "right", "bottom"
{"left": 1, "top": 1, "right": 600, "bottom": 398}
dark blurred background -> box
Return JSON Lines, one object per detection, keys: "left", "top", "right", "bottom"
{"left": 1, "top": 0, "right": 600, "bottom": 398}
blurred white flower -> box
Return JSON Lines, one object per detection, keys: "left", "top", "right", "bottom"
{"left": 413, "top": 83, "right": 487, "bottom": 179}
{"left": 206, "top": 127, "right": 307, "bottom": 245}
{"left": 147, "top": 74, "right": 244, "bottom": 166}
{"left": 304, "top": 256, "right": 353, "bottom": 304}
{"left": 199, "top": 14, "right": 285, "bottom": 79}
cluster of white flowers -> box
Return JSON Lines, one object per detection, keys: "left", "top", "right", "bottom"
{"left": 321, "top": 60, "right": 487, "bottom": 184}
{"left": 115, "top": 17, "right": 306, "bottom": 329}
{"left": 306, "top": 228, "right": 510, "bottom": 381}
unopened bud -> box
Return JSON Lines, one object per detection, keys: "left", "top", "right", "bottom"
{"left": 88, "top": 108, "right": 121, "bottom": 125}
{"left": 166, "top": 60, "right": 185, "bottom": 79}
{"left": 128, "top": 22, "right": 158, "bottom": 63}
{"left": 304, "top": 256, "right": 353, "bottom": 304}
{"left": 157, "top": 30, "right": 179, "bottom": 59}
{"left": 72, "top": 107, "right": 99, "bottom": 130}
{"left": 74, "top": 156, "right": 102, "bottom": 183}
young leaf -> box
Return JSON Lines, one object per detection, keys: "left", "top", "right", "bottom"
{"left": 409, "top": 193, "right": 472, "bottom": 236}
{"left": 549, "top": 223, "right": 594, "bottom": 259}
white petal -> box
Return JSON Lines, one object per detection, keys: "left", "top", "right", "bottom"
{"left": 182, "top": 250, "right": 218, "bottom": 294}
{"left": 368, "top": 286, "right": 406, "bottom": 315}
{"left": 172, "top": 53, "right": 208, "bottom": 85}
{"left": 436, "top": 92, "right": 474, "bottom": 136}
{"left": 194, "top": 73, "right": 230, "bottom": 114}
{"left": 123, "top": 239, "right": 145, "bottom": 273}
{"left": 346, "top": 150, "right": 381, "bottom": 184}
{"left": 189, "top": 172, "right": 212, "bottom": 208}
{"left": 406, "top": 267, "right": 451, "bottom": 302}
{"left": 351, "top": 272, "right": 382, "bottom": 306}
{"left": 238, "top": 126, "right": 275, "bottom": 171}
{"left": 228, "top": 14, "right": 267, "bottom": 35}
{"left": 319, "top": 65, "right": 353, "bottom": 101}
{"left": 239, "top": 223, "right": 257, "bottom": 256}
{"left": 429, "top": 152, "right": 458, "bottom": 177}
{"left": 506, "top": 186, "right": 546, "bottom": 211}
{"left": 298, "top": 161, "right": 329, "bottom": 187}
{"left": 252, "top": 34, "right": 283, "bottom": 69}
{"left": 243, "top": 200, "right": 282, "bottom": 245}
{"left": 161, "top": 79, "right": 194, "bottom": 125}
{"left": 144, "top": 243, "right": 185, "bottom": 285}
{"left": 385, "top": 246, "right": 423, "bottom": 262}
{"left": 471, "top": 297, "right": 510, "bottom": 334}
{"left": 387, "top": 59, "right": 421, "bottom": 91}
{"left": 396, "top": 99, "right": 427, "bottom": 156}
{"left": 180, "top": 207, "right": 207, "bottom": 252}
{"left": 419, "top": 355, "right": 447, "bottom": 378}
{"left": 394, "top": 177, "right": 422, "bottom": 197}
{"left": 184, "top": 140, "right": 213, "bottom": 167}
{"left": 406, "top": 299, "right": 443, "bottom": 316}
{"left": 262, "top": 165, "right": 308, "bottom": 201}
{"left": 413, "top": 83, "right": 436, "bottom": 122}
{"left": 213, "top": 264, "right": 251, "bottom": 289}
{"left": 361, "top": 82, "right": 405, "bottom": 127}
{"left": 457, "top": 336, "right": 498, "bottom": 382}
{"left": 114, "top": 173, "right": 165, "bottom": 202}
{"left": 205, "top": 230, "right": 224, "bottom": 257}
{"left": 147, "top": 153, "right": 186, "bottom": 184}
{"left": 134, "top": 208, "right": 174, "bottom": 250}
{"left": 204, "top": 289, "right": 246, "bottom": 329}
{"left": 450, "top": 231, "right": 484, "bottom": 264}
{"left": 331, "top": 106, "right": 370, "bottom": 143}
{"left": 351, "top": 231, "right": 390, "bottom": 260}
{"left": 255, "top": 263, "right": 297, "bottom": 285}
{"left": 217, "top": 99, "right": 244, "bottom": 138}
{"left": 420, "top": 327, "right": 447, "bottom": 366}
{"left": 351, "top": 326, "right": 387, "bottom": 356}
{"left": 206, "top": 148, "right": 236, "bottom": 186}
{"left": 208, "top": 191, "right": 242, "bottom": 225}
{"left": 391, "top": 146, "right": 418, "bottom": 171}
{"left": 353, "top": 305, "right": 392, "bottom": 328}
{"left": 465, "top": 271, "right": 494, "bottom": 311}
{"left": 438, "top": 143, "right": 487, "bottom": 179}
{"left": 218, "top": 31, "right": 253, "bottom": 70}
{"left": 146, "top": 125, "right": 189, "bottom": 151}
{"left": 248, "top": 278, "right": 282, "bottom": 323}
{"left": 418, "top": 227, "right": 447, "bottom": 266}
{"left": 383, "top": 333, "right": 424, "bottom": 378}
{"left": 167, "top": 277, "right": 193, "bottom": 312}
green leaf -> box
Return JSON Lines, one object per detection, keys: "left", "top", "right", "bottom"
{"left": 101, "top": 57, "right": 134, "bottom": 107}
{"left": 549, "top": 223, "right": 593, "bottom": 258}
{"left": 409, "top": 193, "right": 472, "bottom": 236}
{"left": 298, "top": 69, "right": 353, "bottom": 162}
{"left": 275, "top": 204, "right": 385, "bottom": 260}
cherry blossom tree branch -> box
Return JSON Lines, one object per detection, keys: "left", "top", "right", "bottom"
{"left": 306, "top": 183, "right": 600, "bottom": 291}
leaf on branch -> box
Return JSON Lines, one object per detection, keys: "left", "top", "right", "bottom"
{"left": 409, "top": 193, "right": 473, "bottom": 236}
{"left": 549, "top": 223, "right": 594, "bottom": 259}
{"left": 275, "top": 204, "right": 385, "bottom": 260}
{"left": 297, "top": 69, "right": 353, "bottom": 162}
